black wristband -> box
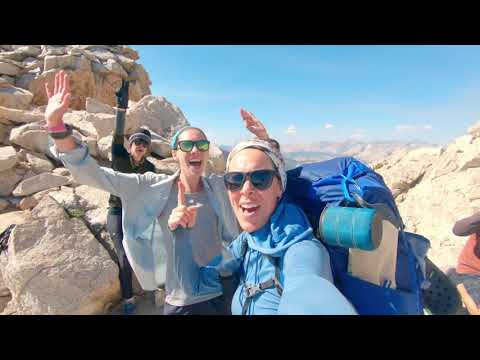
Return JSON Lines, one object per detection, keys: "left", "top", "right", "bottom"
{"left": 49, "top": 123, "right": 73, "bottom": 139}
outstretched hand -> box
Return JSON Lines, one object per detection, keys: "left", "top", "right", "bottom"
{"left": 167, "top": 180, "right": 200, "bottom": 231}
{"left": 241, "top": 108, "right": 269, "bottom": 140}
{"left": 44, "top": 70, "right": 71, "bottom": 127}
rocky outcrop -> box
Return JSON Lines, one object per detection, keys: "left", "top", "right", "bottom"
{"left": 0, "top": 44, "right": 229, "bottom": 315}
{"left": 1, "top": 45, "right": 151, "bottom": 111}
{"left": 374, "top": 123, "right": 480, "bottom": 272}
{"left": 125, "top": 96, "right": 189, "bottom": 138}
{"left": 0, "top": 196, "right": 120, "bottom": 315}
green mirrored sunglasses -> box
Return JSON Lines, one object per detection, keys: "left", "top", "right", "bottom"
{"left": 177, "top": 140, "right": 210, "bottom": 152}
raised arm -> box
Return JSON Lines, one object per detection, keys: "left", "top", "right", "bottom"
{"left": 45, "top": 71, "right": 159, "bottom": 196}
{"left": 241, "top": 108, "right": 280, "bottom": 151}
{"left": 278, "top": 240, "right": 357, "bottom": 315}
{"left": 241, "top": 108, "right": 270, "bottom": 140}
{"left": 44, "top": 70, "right": 77, "bottom": 152}
{"left": 111, "top": 80, "right": 129, "bottom": 164}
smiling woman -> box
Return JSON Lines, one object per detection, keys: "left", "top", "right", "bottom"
{"left": 45, "top": 69, "right": 272, "bottom": 316}
{"left": 216, "top": 138, "right": 357, "bottom": 315}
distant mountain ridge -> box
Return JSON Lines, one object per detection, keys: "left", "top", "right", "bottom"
{"left": 281, "top": 140, "right": 435, "bottom": 165}
{"left": 221, "top": 140, "right": 435, "bottom": 168}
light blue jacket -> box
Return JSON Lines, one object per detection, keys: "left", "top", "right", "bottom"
{"left": 218, "top": 199, "right": 358, "bottom": 315}
{"left": 50, "top": 140, "right": 240, "bottom": 293}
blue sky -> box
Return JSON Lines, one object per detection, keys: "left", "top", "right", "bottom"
{"left": 133, "top": 45, "right": 480, "bottom": 146}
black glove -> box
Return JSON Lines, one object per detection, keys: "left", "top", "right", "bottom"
{"left": 115, "top": 80, "right": 130, "bottom": 109}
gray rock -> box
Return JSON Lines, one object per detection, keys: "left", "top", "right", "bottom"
{"left": 0, "top": 106, "right": 44, "bottom": 126}
{"left": 104, "top": 59, "right": 128, "bottom": 79}
{"left": 91, "top": 61, "right": 109, "bottom": 74}
{"left": 52, "top": 168, "right": 71, "bottom": 177}
{"left": 0, "top": 75, "right": 15, "bottom": 86}
{"left": 0, "top": 198, "right": 9, "bottom": 211}
{"left": 116, "top": 54, "right": 136, "bottom": 72}
{"left": 43, "top": 54, "right": 90, "bottom": 72}
{"left": 14, "top": 46, "right": 41, "bottom": 59}
{"left": 0, "top": 61, "right": 20, "bottom": 76}
{"left": 126, "top": 95, "right": 189, "bottom": 139}
{"left": 0, "top": 167, "right": 24, "bottom": 196}
{"left": 12, "top": 173, "right": 71, "bottom": 196}
{"left": 0, "top": 86, "right": 33, "bottom": 110}
{"left": 148, "top": 157, "right": 179, "bottom": 175}
{"left": 39, "top": 45, "right": 68, "bottom": 58}
{"left": 15, "top": 73, "right": 37, "bottom": 90}
{"left": 0, "top": 146, "right": 17, "bottom": 172}
{"left": 85, "top": 113, "right": 115, "bottom": 139}
{"left": 17, "top": 196, "right": 39, "bottom": 211}
{"left": 9, "top": 123, "right": 49, "bottom": 154}
{"left": 97, "top": 135, "right": 113, "bottom": 161}
{"left": 0, "top": 196, "right": 120, "bottom": 314}
{"left": 26, "top": 152, "right": 54, "bottom": 174}
{"left": 150, "top": 140, "right": 172, "bottom": 159}
{"left": 0, "top": 123, "right": 12, "bottom": 145}
{"left": 85, "top": 97, "right": 115, "bottom": 115}
{"left": 63, "top": 111, "right": 98, "bottom": 138}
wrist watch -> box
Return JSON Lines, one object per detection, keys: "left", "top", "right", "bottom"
{"left": 49, "top": 123, "right": 73, "bottom": 139}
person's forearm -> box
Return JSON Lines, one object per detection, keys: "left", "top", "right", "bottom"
{"left": 113, "top": 109, "right": 126, "bottom": 138}
{"left": 452, "top": 212, "right": 480, "bottom": 236}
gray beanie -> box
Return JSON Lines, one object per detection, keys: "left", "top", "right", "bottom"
{"left": 128, "top": 128, "right": 152, "bottom": 145}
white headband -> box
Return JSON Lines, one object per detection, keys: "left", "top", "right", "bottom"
{"left": 226, "top": 139, "right": 287, "bottom": 193}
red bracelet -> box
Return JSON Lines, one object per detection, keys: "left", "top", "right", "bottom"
{"left": 48, "top": 123, "right": 67, "bottom": 133}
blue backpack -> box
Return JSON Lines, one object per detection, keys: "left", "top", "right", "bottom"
{"left": 285, "top": 157, "right": 430, "bottom": 315}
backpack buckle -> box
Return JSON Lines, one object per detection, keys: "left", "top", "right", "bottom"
{"left": 244, "top": 284, "right": 262, "bottom": 298}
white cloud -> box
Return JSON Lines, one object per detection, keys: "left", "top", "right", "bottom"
{"left": 324, "top": 123, "right": 335, "bottom": 129}
{"left": 424, "top": 125, "right": 433, "bottom": 131}
{"left": 285, "top": 125, "right": 297, "bottom": 135}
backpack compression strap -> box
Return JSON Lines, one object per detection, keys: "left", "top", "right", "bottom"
{"left": 241, "top": 251, "right": 284, "bottom": 315}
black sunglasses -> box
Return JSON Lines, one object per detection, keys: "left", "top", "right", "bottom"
{"left": 224, "top": 169, "right": 279, "bottom": 192}
{"left": 177, "top": 140, "right": 210, "bottom": 152}
{"left": 133, "top": 139, "right": 149, "bottom": 147}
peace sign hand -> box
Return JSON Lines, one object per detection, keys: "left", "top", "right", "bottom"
{"left": 167, "top": 181, "right": 201, "bottom": 231}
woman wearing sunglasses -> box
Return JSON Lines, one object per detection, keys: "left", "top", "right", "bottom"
{"left": 158, "top": 109, "right": 271, "bottom": 315}
{"left": 216, "top": 139, "right": 357, "bottom": 314}
{"left": 106, "top": 80, "right": 156, "bottom": 315}
{"left": 45, "top": 71, "right": 269, "bottom": 315}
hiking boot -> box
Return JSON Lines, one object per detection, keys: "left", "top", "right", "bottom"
{"left": 122, "top": 297, "right": 137, "bottom": 315}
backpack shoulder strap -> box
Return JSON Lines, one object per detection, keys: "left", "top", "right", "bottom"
{"left": 240, "top": 243, "right": 284, "bottom": 315}
{"left": 263, "top": 254, "right": 284, "bottom": 296}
